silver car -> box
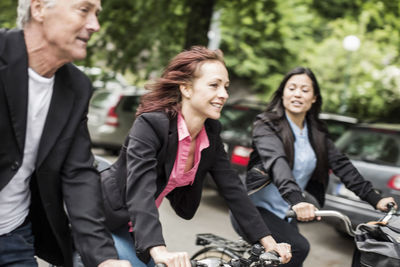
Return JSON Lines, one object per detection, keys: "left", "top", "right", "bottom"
{"left": 324, "top": 123, "right": 400, "bottom": 231}
{"left": 88, "top": 87, "right": 145, "bottom": 154}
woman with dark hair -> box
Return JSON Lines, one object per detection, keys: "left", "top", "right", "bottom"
{"left": 101, "top": 46, "right": 292, "bottom": 267}
{"left": 233, "top": 66, "right": 396, "bottom": 266}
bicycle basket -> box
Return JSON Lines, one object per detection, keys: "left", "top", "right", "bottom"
{"left": 355, "top": 215, "right": 400, "bottom": 267}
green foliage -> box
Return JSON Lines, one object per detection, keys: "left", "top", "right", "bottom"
{"left": 90, "top": 0, "right": 188, "bottom": 83}
{"left": 303, "top": 1, "right": 400, "bottom": 121}
{"left": 1, "top": 0, "right": 399, "bottom": 121}
{"left": 219, "top": 0, "right": 289, "bottom": 94}
{"left": 0, "top": 0, "right": 17, "bottom": 29}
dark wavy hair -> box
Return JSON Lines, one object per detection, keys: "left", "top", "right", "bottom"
{"left": 264, "top": 66, "right": 323, "bottom": 123}
{"left": 136, "top": 46, "right": 226, "bottom": 118}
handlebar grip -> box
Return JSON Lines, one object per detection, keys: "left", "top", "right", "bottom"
{"left": 260, "top": 251, "right": 282, "bottom": 265}
{"left": 285, "top": 210, "right": 296, "bottom": 218}
{"left": 154, "top": 260, "right": 200, "bottom": 267}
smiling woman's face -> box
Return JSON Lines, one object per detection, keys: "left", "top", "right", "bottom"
{"left": 182, "top": 60, "right": 230, "bottom": 121}
{"left": 282, "top": 74, "right": 316, "bottom": 118}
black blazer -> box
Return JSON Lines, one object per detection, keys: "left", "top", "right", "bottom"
{"left": 248, "top": 112, "right": 382, "bottom": 208}
{"left": 0, "top": 29, "right": 117, "bottom": 267}
{"left": 102, "top": 112, "right": 270, "bottom": 261}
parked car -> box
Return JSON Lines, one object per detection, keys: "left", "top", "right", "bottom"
{"left": 78, "top": 65, "right": 129, "bottom": 91}
{"left": 87, "top": 87, "right": 145, "bottom": 154}
{"left": 218, "top": 99, "right": 358, "bottom": 178}
{"left": 323, "top": 123, "right": 400, "bottom": 231}
{"left": 318, "top": 112, "right": 358, "bottom": 141}
{"left": 219, "top": 100, "right": 266, "bottom": 178}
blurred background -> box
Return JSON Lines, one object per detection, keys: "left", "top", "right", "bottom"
{"left": 1, "top": 0, "right": 399, "bottom": 121}
{"left": 3, "top": 1, "right": 400, "bottom": 266}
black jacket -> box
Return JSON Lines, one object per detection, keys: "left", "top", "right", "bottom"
{"left": 103, "top": 112, "right": 271, "bottom": 261}
{"left": 0, "top": 29, "right": 117, "bottom": 267}
{"left": 248, "top": 112, "right": 382, "bottom": 208}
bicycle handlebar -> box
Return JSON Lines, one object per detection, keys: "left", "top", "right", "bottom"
{"left": 154, "top": 260, "right": 205, "bottom": 267}
{"left": 286, "top": 209, "right": 356, "bottom": 236}
{"left": 285, "top": 202, "right": 397, "bottom": 237}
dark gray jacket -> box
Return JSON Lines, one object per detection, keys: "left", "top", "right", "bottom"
{"left": 248, "top": 112, "right": 382, "bottom": 208}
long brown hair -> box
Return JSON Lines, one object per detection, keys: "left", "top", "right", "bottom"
{"left": 136, "top": 46, "right": 225, "bottom": 118}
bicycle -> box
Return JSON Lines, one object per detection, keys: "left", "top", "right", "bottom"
{"left": 155, "top": 242, "right": 281, "bottom": 266}
{"left": 188, "top": 233, "right": 281, "bottom": 267}
{"left": 188, "top": 203, "right": 399, "bottom": 267}
{"left": 285, "top": 203, "right": 400, "bottom": 267}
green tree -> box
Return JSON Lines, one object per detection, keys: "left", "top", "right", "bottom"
{"left": 91, "top": 0, "right": 217, "bottom": 83}
{"left": 0, "top": 0, "right": 17, "bottom": 29}
{"left": 303, "top": 6, "right": 400, "bottom": 121}
{"left": 218, "top": 0, "right": 290, "bottom": 94}
{"left": 184, "top": 0, "right": 216, "bottom": 48}
{"left": 1, "top": 0, "right": 399, "bottom": 121}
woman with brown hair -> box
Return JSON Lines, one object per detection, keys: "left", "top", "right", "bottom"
{"left": 101, "top": 46, "right": 292, "bottom": 267}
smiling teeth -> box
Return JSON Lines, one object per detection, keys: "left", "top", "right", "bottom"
{"left": 211, "top": 103, "right": 223, "bottom": 108}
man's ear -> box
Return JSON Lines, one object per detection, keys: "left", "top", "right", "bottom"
{"left": 30, "top": 0, "right": 46, "bottom": 23}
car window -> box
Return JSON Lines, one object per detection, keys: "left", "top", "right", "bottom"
{"left": 220, "top": 106, "right": 260, "bottom": 134}
{"left": 336, "top": 128, "right": 400, "bottom": 167}
{"left": 324, "top": 120, "right": 353, "bottom": 141}
{"left": 90, "top": 92, "right": 113, "bottom": 109}
{"left": 120, "top": 95, "right": 141, "bottom": 113}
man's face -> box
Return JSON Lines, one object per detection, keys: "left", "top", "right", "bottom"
{"left": 40, "top": 0, "right": 101, "bottom": 61}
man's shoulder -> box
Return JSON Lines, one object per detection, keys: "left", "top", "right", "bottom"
{"left": 0, "top": 28, "right": 23, "bottom": 58}
{"left": 0, "top": 28, "right": 7, "bottom": 37}
{"left": 64, "top": 63, "right": 89, "bottom": 79}
{"left": 58, "top": 63, "right": 92, "bottom": 86}
{"left": 0, "top": 29, "right": 5, "bottom": 56}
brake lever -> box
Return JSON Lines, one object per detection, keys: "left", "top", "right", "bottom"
{"left": 381, "top": 202, "right": 397, "bottom": 224}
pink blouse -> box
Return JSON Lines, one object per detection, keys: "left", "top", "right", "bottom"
{"left": 155, "top": 113, "right": 210, "bottom": 207}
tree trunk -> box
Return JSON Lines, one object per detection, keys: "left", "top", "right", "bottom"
{"left": 184, "top": 0, "right": 216, "bottom": 49}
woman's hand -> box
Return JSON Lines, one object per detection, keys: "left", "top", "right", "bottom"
{"left": 292, "top": 202, "right": 320, "bottom": 221}
{"left": 260, "top": 235, "right": 292, "bottom": 264}
{"left": 150, "top": 246, "right": 191, "bottom": 267}
{"left": 376, "top": 197, "right": 397, "bottom": 212}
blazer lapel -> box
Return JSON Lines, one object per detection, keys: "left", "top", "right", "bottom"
{"left": 164, "top": 116, "right": 178, "bottom": 179}
{"left": 36, "top": 72, "right": 75, "bottom": 168}
{"left": 0, "top": 30, "right": 29, "bottom": 153}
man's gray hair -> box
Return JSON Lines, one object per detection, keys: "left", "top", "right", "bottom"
{"left": 17, "top": 0, "right": 57, "bottom": 29}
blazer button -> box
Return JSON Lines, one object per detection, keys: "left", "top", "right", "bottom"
{"left": 11, "top": 161, "right": 20, "bottom": 171}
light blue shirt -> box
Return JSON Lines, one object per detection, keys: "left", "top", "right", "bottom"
{"left": 250, "top": 114, "right": 317, "bottom": 219}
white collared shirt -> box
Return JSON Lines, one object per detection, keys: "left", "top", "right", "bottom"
{"left": 0, "top": 68, "right": 54, "bottom": 235}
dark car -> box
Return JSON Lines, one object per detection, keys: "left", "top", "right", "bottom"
{"left": 218, "top": 99, "right": 358, "bottom": 178}
{"left": 323, "top": 123, "right": 400, "bottom": 231}
{"left": 318, "top": 112, "right": 358, "bottom": 141}
{"left": 219, "top": 100, "right": 266, "bottom": 178}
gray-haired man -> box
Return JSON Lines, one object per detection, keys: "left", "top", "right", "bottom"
{"left": 0, "top": 0, "right": 130, "bottom": 266}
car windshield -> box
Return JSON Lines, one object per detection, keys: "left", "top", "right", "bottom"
{"left": 324, "top": 120, "right": 354, "bottom": 141}
{"left": 336, "top": 127, "right": 400, "bottom": 167}
{"left": 219, "top": 105, "right": 261, "bottom": 134}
